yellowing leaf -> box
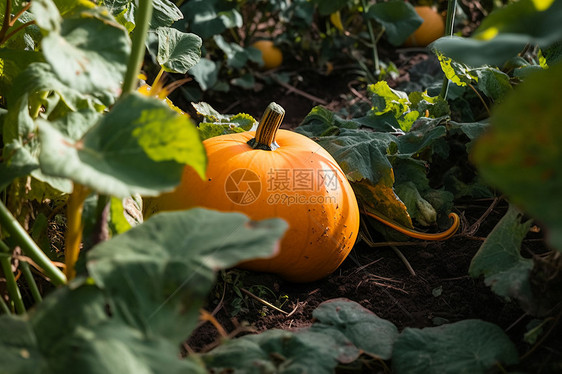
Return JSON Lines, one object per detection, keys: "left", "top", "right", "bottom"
{"left": 330, "top": 11, "right": 344, "bottom": 31}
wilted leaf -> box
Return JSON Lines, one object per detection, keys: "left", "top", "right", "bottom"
{"left": 392, "top": 320, "right": 519, "bottom": 374}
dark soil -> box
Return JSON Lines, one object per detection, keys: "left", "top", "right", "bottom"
{"left": 183, "top": 54, "right": 562, "bottom": 372}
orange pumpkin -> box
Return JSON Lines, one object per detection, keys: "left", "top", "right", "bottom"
{"left": 146, "top": 103, "right": 360, "bottom": 282}
{"left": 403, "top": 6, "right": 445, "bottom": 47}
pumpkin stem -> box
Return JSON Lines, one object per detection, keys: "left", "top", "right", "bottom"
{"left": 363, "top": 210, "right": 460, "bottom": 241}
{"left": 248, "top": 102, "right": 285, "bottom": 151}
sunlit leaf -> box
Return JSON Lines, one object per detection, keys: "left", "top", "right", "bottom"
{"left": 38, "top": 92, "right": 206, "bottom": 197}
{"left": 39, "top": 6, "right": 130, "bottom": 98}
{"left": 155, "top": 27, "right": 201, "bottom": 74}
{"left": 368, "top": 81, "right": 419, "bottom": 132}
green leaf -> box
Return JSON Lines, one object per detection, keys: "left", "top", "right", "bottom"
{"left": 38, "top": 92, "right": 206, "bottom": 198}
{"left": 367, "top": 1, "right": 423, "bottom": 46}
{"left": 109, "top": 197, "right": 133, "bottom": 234}
{"left": 431, "top": 0, "right": 562, "bottom": 66}
{"left": 0, "top": 315, "right": 42, "bottom": 374}
{"left": 181, "top": 0, "right": 237, "bottom": 39}
{"left": 0, "top": 49, "right": 43, "bottom": 96}
{"left": 87, "top": 208, "right": 288, "bottom": 343}
{"left": 316, "top": 128, "right": 396, "bottom": 185}
{"left": 368, "top": 81, "right": 419, "bottom": 132}
{"left": 311, "top": 298, "right": 398, "bottom": 360}
{"left": 469, "top": 205, "right": 536, "bottom": 312}
{"left": 31, "top": 0, "right": 61, "bottom": 32}
{"left": 295, "top": 106, "right": 360, "bottom": 137}
{"left": 29, "top": 284, "right": 205, "bottom": 374}
{"left": 435, "top": 50, "right": 478, "bottom": 87}
{"left": 214, "top": 34, "right": 247, "bottom": 69}
{"left": 192, "top": 102, "right": 257, "bottom": 140}
{"left": 203, "top": 329, "right": 352, "bottom": 374}
{"left": 39, "top": 6, "right": 130, "bottom": 97}
{"left": 471, "top": 63, "right": 562, "bottom": 251}
{"left": 392, "top": 319, "right": 519, "bottom": 374}
{"left": 155, "top": 27, "right": 201, "bottom": 74}
{"left": 395, "top": 182, "right": 437, "bottom": 227}
{"left": 151, "top": 0, "right": 183, "bottom": 28}
{"left": 189, "top": 58, "right": 220, "bottom": 91}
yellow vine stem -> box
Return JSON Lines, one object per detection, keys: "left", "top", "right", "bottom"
{"left": 64, "top": 184, "right": 91, "bottom": 280}
{"left": 362, "top": 210, "right": 460, "bottom": 241}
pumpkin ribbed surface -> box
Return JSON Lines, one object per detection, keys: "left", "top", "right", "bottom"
{"left": 147, "top": 106, "right": 359, "bottom": 282}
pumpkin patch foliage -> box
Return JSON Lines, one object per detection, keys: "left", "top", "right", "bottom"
{"left": 0, "top": 0, "right": 561, "bottom": 373}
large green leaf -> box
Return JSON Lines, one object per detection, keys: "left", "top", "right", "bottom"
{"left": 311, "top": 298, "right": 398, "bottom": 360}
{"left": 38, "top": 92, "right": 206, "bottom": 198}
{"left": 87, "top": 208, "right": 288, "bottom": 344}
{"left": 392, "top": 319, "right": 519, "bottom": 373}
{"left": 203, "top": 329, "right": 350, "bottom": 374}
{"left": 431, "top": 0, "right": 562, "bottom": 66}
{"left": 28, "top": 284, "right": 205, "bottom": 374}
{"left": 155, "top": 27, "right": 201, "bottom": 74}
{"left": 469, "top": 205, "right": 536, "bottom": 312}
{"left": 366, "top": 1, "right": 423, "bottom": 46}
{"left": 0, "top": 315, "right": 42, "bottom": 374}
{"left": 38, "top": 5, "right": 130, "bottom": 98}
{"left": 0, "top": 209, "right": 285, "bottom": 373}
{"left": 471, "top": 63, "right": 562, "bottom": 252}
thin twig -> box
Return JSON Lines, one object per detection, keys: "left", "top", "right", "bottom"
{"left": 390, "top": 246, "right": 416, "bottom": 276}
{"left": 240, "top": 287, "right": 289, "bottom": 315}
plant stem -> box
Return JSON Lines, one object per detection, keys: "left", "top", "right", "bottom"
{"left": 0, "top": 256, "right": 25, "bottom": 314}
{"left": 361, "top": 0, "right": 379, "bottom": 76}
{"left": 20, "top": 261, "right": 42, "bottom": 303}
{"left": 64, "top": 184, "right": 90, "bottom": 280}
{"left": 121, "top": 0, "right": 154, "bottom": 97}
{"left": 439, "top": 0, "right": 457, "bottom": 100}
{"left": 0, "top": 202, "right": 67, "bottom": 286}
{"left": 0, "top": 240, "right": 39, "bottom": 303}
{"left": 0, "top": 292, "right": 10, "bottom": 314}
{"left": 247, "top": 102, "right": 285, "bottom": 151}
